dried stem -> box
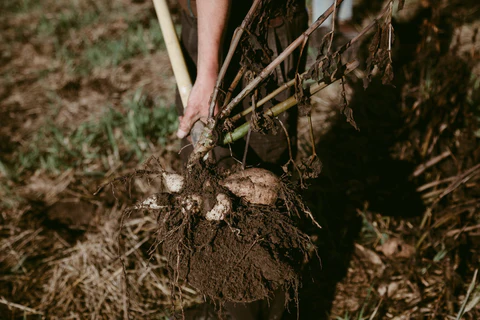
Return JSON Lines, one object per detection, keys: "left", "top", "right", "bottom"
{"left": 229, "top": 10, "right": 385, "bottom": 125}
{"left": 337, "top": 0, "right": 393, "bottom": 57}
{"left": 189, "top": 0, "right": 392, "bottom": 168}
{"left": 413, "top": 150, "right": 451, "bottom": 177}
{"left": 230, "top": 77, "right": 298, "bottom": 123}
{"left": 218, "top": 0, "right": 345, "bottom": 120}
{"left": 433, "top": 163, "right": 480, "bottom": 205}
{"left": 278, "top": 119, "right": 304, "bottom": 187}
{"left": 93, "top": 169, "right": 161, "bottom": 196}
{"left": 0, "top": 298, "right": 43, "bottom": 315}
{"left": 223, "top": 66, "right": 246, "bottom": 108}
{"left": 223, "top": 61, "right": 359, "bottom": 144}
{"left": 387, "top": 1, "right": 393, "bottom": 62}
{"left": 242, "top": 92, "right": 256, "bottom": 169}
{"left": 327, "top": 0, "right": 338, "bottom": 53}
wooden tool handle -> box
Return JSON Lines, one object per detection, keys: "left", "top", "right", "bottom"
{"left": 152, "top": 0, "right": 192, "bottom": 108}
{"left": 152, "top": 0, "right": 206, "bottom": 146}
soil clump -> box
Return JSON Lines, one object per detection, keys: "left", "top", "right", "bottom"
{"left": 147, "top": 165, "right": 314, "bottom": 304}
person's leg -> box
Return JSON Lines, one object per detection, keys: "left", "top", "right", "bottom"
{"left": 245, "top": 8, "right": 309, "bottom": 173}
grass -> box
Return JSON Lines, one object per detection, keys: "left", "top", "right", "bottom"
{"left": 0, "top": 181, "right": 24, "bottom": 209}
{"left": 122, "top": 88, "right": 178, "bottom": 158}
{"left": 457, "top": 270, "right": 480, "bottom": 319}
{"left": 51, "top": 18, "right": 165, "bottom": 75}
{"left": 0, "top": 0, "right": 185, "bottom": 318}
{"left": 358, "top": 206, "right": 389, "bottom": 247}
{"left": 36, "top": 8, "right": 100, "bottom": 38}
{"left": 18, "top": 0, "right": 165, "bottom": 76}
{"left": 1, "top": 0, "right": 39, "bottom": 12}
{"left": 82, "top": 20, "right": 164, "bottom": 69}
{"left": 9, "top": 89, "right": 177, "bottom": 178}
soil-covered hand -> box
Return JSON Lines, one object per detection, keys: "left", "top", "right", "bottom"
{"left": 176, "top": 75, "right": 216, "bottom": 139}
{"left": 176, "top": 0, "right": 229, "bottom": 140}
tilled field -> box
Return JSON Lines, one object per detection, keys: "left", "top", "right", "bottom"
{"left": 1, "top": 0, "right": 480, "bottom": 319}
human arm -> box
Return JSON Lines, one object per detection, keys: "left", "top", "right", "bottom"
{"left": 176, "top": 0, "right": 231, "bottom": 139}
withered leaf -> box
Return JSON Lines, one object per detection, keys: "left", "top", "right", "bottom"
{"left": 369, "top": 22, "right": 381, "bottom": 53}
{"left": 298, "top": 156, "right": 323, "bottom": 179}
{"left": 321, "top": 55, "right": 333, "bottom": 81}
{"left": 382, "top": 63, "right": 394, "bottom": 85}
{"left": 342, "top": 104, "right": 359, "bottom": 131}
{"left": 264, "top": 114, "right": 278, "bottom": 135}
{"left": 294, "top": 73, "right": 312, "bottom": 116}
{"left": 306, "top": 56, "right": 326, "bottom": 82}
{"left": 380, "top": 23, "right": 390, "bottom": 51}
{"left": 390, "top": 25, "right": 396, "bottom": 45}
{"left": 250, "top": 109, "right": 263, "bottom": 132}
{"left": 340, "top": 77, "right": 359, "bottom": 130}
{"left": 222, "top": 118, "right": 235, "bottom": 132}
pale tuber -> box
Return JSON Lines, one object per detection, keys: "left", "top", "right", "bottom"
{"left": 162, "top": 172, "right": 185, "bottom": 193}
{"left": 205, "top": 193, "right": 231, "bottom": 221}
{"left": 220, "top": 168, "right": 281, "bottom": 206}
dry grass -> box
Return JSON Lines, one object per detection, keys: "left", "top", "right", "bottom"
{"left": 38, "top": 208, "right": 200, "bottom": 318}
{"left": 1, "top": 201, "right": 201, "bottom": 319}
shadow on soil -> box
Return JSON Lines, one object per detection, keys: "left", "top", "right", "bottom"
{"left": 289, "top": 83, "right": 425, "bottom": 319}
{"left": 285, "top": 14, "right": 437, "bottom": 318}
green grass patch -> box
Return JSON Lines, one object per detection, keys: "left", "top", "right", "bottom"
{"left": 0, "top": 179, "right": 25, "bottom": 209}
{"left": 37, "top": 9, "right": 100, "bottom": 38}
{"left": 81, "top": 19, "right": 164, "bottom": 69}
{"left": 1, "top": 0, "right": 39, "bottom": 13}
{"left": 10, "top": 89, "right": 178, "bottom": 178}
{"left": 53, "top": 18, "right": 164, "bottom": 75}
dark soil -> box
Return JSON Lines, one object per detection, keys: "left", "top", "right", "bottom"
{"left": 151, "top": 166, "right": 313, "bottom": 304}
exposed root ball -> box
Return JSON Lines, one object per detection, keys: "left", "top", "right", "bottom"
{"left": 139, "top": 165, "right": 317, "bottom": 305}
{"left": 158, "top": 200, "right": 311, "bottom": 303}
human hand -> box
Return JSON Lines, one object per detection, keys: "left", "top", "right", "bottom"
{"left": 177, "top": 75, "right": 216, "bottom": 139}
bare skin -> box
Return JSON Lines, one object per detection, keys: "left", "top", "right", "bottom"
{"left": 177, "top": 0, "right": 230, "bottom": 139}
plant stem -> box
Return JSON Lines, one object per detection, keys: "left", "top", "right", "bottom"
{"left": 229, "top": 77, "right": 298, "bottom": 123}
{"left": 227, "top": 1, "right": 387, "bottom": 124}
{"left": 327, "top": 0, "right": 338, "bottom": 54}
{"left": 219, "top": 0, "right": 345, "bottom": 120}
{"left": 242, "top": 93, "right": 256, "bottom": 169}
{"left": 222, "top": 66, "right": 246, "bottom": 108}
{"left": 222, "top": 61, "right": 359, "bottom": 144}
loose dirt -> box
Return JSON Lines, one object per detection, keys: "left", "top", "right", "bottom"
{"left": 146, "top": 165, "right": 314, "bottom": 304}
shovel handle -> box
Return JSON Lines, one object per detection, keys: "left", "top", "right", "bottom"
{"left": 152, "top": 0, "right": 204, "bottom": 143}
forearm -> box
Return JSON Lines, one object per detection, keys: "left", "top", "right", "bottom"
{"left": 176, "top": 0, "right": 230, "bottom": 138}
{"left": 196, "top": 0, "right": 230, "bottom": 81}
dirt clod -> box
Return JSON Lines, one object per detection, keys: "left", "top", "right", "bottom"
{"left": 150, "top": 166, "right": 314, "bottom": 304}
